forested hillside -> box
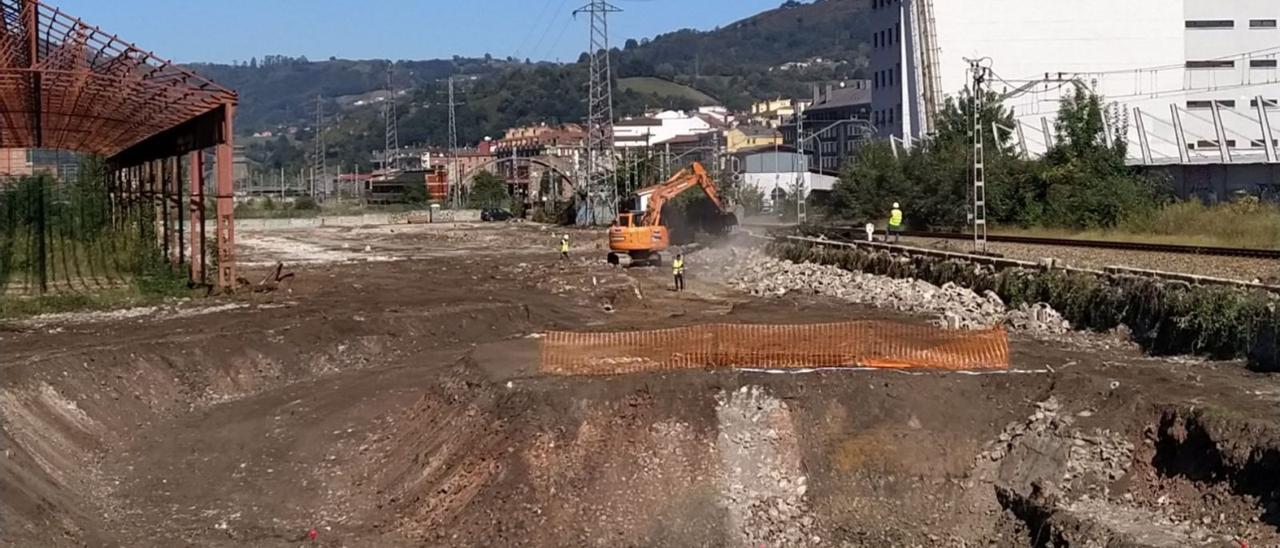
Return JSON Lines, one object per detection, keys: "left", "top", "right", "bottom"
{"left": 190, "top": 0, "right": 874, "bottom": 171}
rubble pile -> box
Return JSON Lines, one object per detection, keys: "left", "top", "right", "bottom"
{"left": 716, "top": 386, "right": 819, "bottom": 547}
{"left": 1005, "top": 303, "right": 1073, "bottom": 334}
{"left": 980, "top": 397, "right": 1135, "bottom": 494}
{"left": 701, "top": 246, "right": 1069, "bottom": 334}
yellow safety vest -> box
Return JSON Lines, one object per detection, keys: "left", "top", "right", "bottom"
{"left": 560, "top": 239, "right": 569, "bottom": 252}
{"left": 672, "top": 258, "right": 685, "bottom": 274}
{"left": 889, "top": 209, "right": 903, "bottom": 227}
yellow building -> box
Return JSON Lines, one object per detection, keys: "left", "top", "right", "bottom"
{"left": 748, "top": 98, "right": 811, "bottom": 128}
{"left": 726, "top": 126, "right": 782, "bottom": 153}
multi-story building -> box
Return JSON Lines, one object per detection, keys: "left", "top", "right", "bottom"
{"left": 612, "top": 110, "right": 721, "bottom": 149}
{"left": 748, "top": 98, "right": 813, "bottom": 128}
{"left": 0, "top": 148, "right": 84, "bottom": 181}
{"left": 780, "top": 82, "right": 873, "bottom": 173}
{"left": 726, "top": 125, "right": 782, "bottom": 153}
{"left": 873, "top": 0, "right": 1280, "bottom": 194}
{"left": 492, "top": 124, "right": 585, "bottom": 159}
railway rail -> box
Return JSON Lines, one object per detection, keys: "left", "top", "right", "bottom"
{"left": 811, "top": 226, "right": 1280, "bottom": 260}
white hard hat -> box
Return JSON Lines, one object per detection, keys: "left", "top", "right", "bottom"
{"left": 892, "top": 202, "right": 900, "bottom": 208}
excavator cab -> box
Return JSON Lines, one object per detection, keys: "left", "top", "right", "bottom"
{"left": 607, "top": 212, "right": 669, "bottom": 267}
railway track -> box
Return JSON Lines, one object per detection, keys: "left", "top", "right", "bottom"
{"left": 813, "top": 226, "right": 1280, "bottom": 260}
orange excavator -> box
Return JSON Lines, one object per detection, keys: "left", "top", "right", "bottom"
{"left": 607, "top": 161, "right": 737, "bottom": 267}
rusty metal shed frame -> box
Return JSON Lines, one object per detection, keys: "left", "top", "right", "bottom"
{"left": 0, "top": 0, "right": 238, "bottom": 288}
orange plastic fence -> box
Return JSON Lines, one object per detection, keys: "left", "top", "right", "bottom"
{"left": 539, "top": 321, "right": 1009, "bottom": 376}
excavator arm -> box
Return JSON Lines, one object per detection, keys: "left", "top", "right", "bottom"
{"left": 641, "top": 162, "right": 729, "bottom": 227}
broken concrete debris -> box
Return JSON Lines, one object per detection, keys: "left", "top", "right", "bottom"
{"left": 703, "top": 246, "right": 1072, "bottom": 334}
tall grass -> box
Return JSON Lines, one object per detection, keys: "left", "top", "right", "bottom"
{"left": 995, "top": 198, "right": 1280, "bottom": 249}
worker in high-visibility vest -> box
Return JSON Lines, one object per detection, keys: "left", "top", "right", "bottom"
{"left": 672, "top": 253, "right": 686, "bottom": 292}
{"left": 560, "top": 234, "right": 570, "bottom": 260}
{"left": 887, "top": 202, "right": 904, "bottom": 243}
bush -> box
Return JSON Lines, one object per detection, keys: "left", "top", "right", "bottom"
{"left": 828, "top": 87, "right": 1169, "bottom": 231}
{"left": 293, "top": 196, "right": 318, "bottom": 210}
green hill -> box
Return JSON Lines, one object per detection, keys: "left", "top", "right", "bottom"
{"left": 617, "top": 77, "right": 719, "bottom": 106}
{"left": 196, "top": 0, "right": 875, "bottom": 171}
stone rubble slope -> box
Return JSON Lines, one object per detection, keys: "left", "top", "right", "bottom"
{"left": 698, "top": 246, "right": 1071, "bottom": 334}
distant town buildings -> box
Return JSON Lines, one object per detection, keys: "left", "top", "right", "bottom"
{"left": 0, "top": 148, "right": 83, "bottom": 181}
{"left": 613, "top": 109, "right": 725, "bottom": 149}
{"left": 726, "top": 125, "right": 782, "bottom": 153}
{"left": 748, "top": 98, "right": 812, "bottom": 128}
{"left": 781, "top": 81, "right": 873, "bottom": 172}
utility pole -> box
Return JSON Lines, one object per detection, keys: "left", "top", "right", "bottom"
{"left": 966, "top": 58, "right": 989, "bottom": 253}
{"left": 311, "top": 94, "right": 328, "bottom": 203}
{"left": 796, "top": 100, "right": 806, "bottom": 224}
{"left": 447, "top": 76, "right": 461, "bottom": 208}
{"left": 574, "top": 0, "right": 621, "bottom": 225}
{"left": 383, "top": 64, "right": 400, "bottom": 175}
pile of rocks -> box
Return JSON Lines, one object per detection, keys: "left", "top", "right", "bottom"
{"left": 701, "top": 246, "right": 1069, "bottom": 334}
{"left": 1005, "top": 303, "right": 1073, "bottom": 334}
{"left": 715, "top": 385, "right": 819, "bottom": 546}
{"left": 980, "top": 397, "right": 1134, "bottom": 495}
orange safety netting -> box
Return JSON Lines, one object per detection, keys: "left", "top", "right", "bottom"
{"left": 540, "top": 321, "right": 1009, "bottom": 376}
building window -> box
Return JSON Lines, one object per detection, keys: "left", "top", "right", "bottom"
{"left": 1186, "top": 60, "right": 1236, "bottom": 69}
{"left": 894, "top": 23, "right": 901, "bottom": 44}
{"left": 1251, "top": 59, "right": 1278, "bottom": 68}
{"left": 1251, "top": 139, "right": 1280, "bottom": 148}
{"left": 1185, "top": 20, "right": 1234, "bottom": 29}
{"left": 1251, "top": 19, "right": 1278, "bottom": 29}
{"left": 1251, "top": 98, "right": 1279, "bottom": 108}
{"left": 1190, "top": 139, "right": 1238, "bottom": 149}
{"left": 1186, "top": 100, "right": 1236, "bottom": 109}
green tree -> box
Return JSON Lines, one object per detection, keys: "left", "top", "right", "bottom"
{"left": 467, "top": 170, "right": 508, "bottom": 209}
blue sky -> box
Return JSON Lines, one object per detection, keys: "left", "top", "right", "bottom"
{"left": 52, "top": 0, "right": 784, "bottom": 64}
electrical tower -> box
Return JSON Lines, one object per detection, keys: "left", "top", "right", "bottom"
{"left": 447, "top": 76, "right": 462, "bottom": 208}
{"left": 383, "top": 65, "right": 400, "bottom": 174}
{"left": 311, "top": 94, "right": 328, "bottom": 201}
{"left": 574, "top": 1, "right": 621, "bottom": 226}
{"left": 966, "top": 58, "right": 989, "bottom": 253}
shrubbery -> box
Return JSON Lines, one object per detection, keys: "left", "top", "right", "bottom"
{"left": 824, "top": 88, "right": 1170, "bottom": 230}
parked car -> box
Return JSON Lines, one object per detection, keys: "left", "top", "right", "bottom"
{"left": 481, "top": 208, "right": 514, "bottom": 222}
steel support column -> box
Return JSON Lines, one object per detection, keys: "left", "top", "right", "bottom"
{"left": 171, "top": 155, "right": 183, "bottom": 267}
{"left": 189, "top": 150, "right": 205, "bottom": 284}
{"left": 1133, "top": 108, "right": 1153, "bottom": 165}
{"left": 1171, "top": 105, "right": 1190, "bottom": 164}
{"left": 215, "top": 104, "right": 236, "bottom": 289}
{"left": 1211, "top": 102, "right": 1232, "bottom": 163}
{"left": 1256, "top": 96, "right": 1277, "bottom": 163}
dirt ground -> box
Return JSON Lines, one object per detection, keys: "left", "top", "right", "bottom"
{"left": 3, "top": 221, "right": 1279, "bottom": 547}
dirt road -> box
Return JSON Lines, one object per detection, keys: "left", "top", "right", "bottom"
{"left": 2, "top": 222, "right": 1277, "bottom": 547}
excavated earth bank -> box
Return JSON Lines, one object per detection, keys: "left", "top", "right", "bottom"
{"left": 2, "top": 224, "right": 1278, "bottom": 547}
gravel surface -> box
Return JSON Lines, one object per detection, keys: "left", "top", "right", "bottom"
{"left": 901, "top": 237, "right": 1280, "bottom": 284}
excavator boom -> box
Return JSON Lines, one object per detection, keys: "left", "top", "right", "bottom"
{"left": 642, "top": 162, "right": 728, "bottom": 227}
{"left": 607, "top": 161, "right": 737, "bottom": 267}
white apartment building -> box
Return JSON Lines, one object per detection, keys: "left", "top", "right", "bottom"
{"left": 612, "top": 110, "right": 722, "bottom": 149}
{"left": 871, "top": 0, "right": 1280, "bottom": 166}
